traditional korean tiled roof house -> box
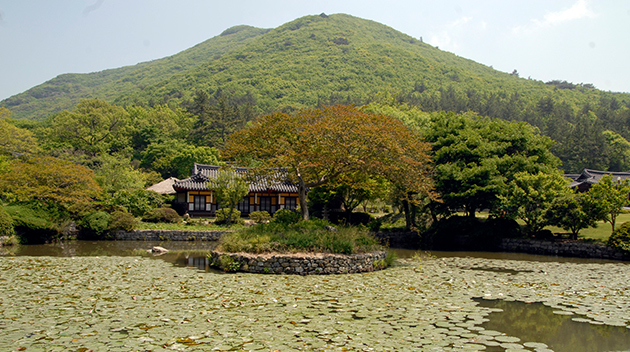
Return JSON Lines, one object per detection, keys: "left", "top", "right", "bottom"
{"left": 172, "top": 164, "right": 300, "bottom": 217}
{"left": 567, "top": 169, "right": 630, "bottom": 192}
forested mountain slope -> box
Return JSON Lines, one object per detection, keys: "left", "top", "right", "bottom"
{"left": 3, "top": 14, "right": 630, "bottom": 173}
{"left": 1, "top": 25, "right": 269, "bottom": 120}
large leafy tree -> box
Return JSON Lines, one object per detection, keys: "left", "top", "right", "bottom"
{"left": 424, "top": 111, "right": 560, "bottom": 218}
{"left": 587, "top": 175, "right": 630, "bottom": 235}
{"left": 547, "top": 193, "right": 599, "bottom": 240}
{"left": 224, "top": 105, "right": 434, "bottom": 220}
{"left": 499, "top": 171, "right": 571, "bottom": 236}
{"left": 47, "top": 99, "right": 130, "bottom": 155}
{"left": 0, "top": 156, "right": 102, "bottom": 205}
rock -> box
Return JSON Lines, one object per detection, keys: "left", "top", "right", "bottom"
{"left": 325, "top": 225, "right": 338, "bottom": 232}
{"left": 149, "top": 246, "right": 169, "bottom": 255}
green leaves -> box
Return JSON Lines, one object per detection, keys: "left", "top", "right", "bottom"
{"left": 425, "top": 111, "right": 560, "bottom": 218}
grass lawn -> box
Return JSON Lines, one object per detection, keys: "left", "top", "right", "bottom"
{"left": 136, "top": 219, "right": 244, "bottom": 232}
{"left": 545, "top": 213, "right": 630, "bottom": 243}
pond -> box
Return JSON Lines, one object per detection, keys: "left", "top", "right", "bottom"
{"left": 1, "top": 241, "right": 629, "bottom": 351}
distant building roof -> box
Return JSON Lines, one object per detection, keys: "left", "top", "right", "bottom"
{"left": 567, "top": 169, "right": 630, "bottom": 189}
{"left": 173, "top": 164, "right": 299, "bottom": 193}
{"left": 146, "top": 177, "right": 179, "bottom": 195}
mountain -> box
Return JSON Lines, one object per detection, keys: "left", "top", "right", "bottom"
{"left": 1, "top": 25, "right": 269, "bottom": 120}
{"left": 2, "top": 13, "right": 629, "bottom": 121}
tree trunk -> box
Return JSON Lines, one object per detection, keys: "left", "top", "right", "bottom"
{"left": 401, "top": 198, "right": 412, "bottom": 230}
{"left": 298, "top": 181, "right": 309, "bottom": 221}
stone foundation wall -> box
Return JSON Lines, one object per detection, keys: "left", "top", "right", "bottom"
{"left": 499, "top": 238, "right": 627, "bottom": 260}
{"left": 113, "top": 230, "right": 227, "bottom": 241}
{"left": 209, "top": 250, "right": 388, "bottom": 275}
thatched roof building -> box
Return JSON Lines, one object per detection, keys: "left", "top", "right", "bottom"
{"left": 146, "top": 177, "right": 179, "bottom": 195}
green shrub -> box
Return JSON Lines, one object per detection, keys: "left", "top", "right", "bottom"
{"left": 608, "top": 221, "right": 630, "bottom": 253}
{"left": 217, "top": 254, "right": 241, "bottom": 272}
{"left": 3, "top": 202, "right": 70, "bottom": 243}
{"left": 273, "top": 208, "right": 301, "bottom": 225}
{"left": 249, "top": 211, "right": 271, "bottom": 223}
{"left": 79, "top": 211, "right": 110, "bottom": 238}
{"left": 108, "top": 211, "right": 138, "bottom": 232}
{"left": 0, "top": 206, "right": 15, "bottom": 237}
{"left": 215, "top": 208, "right": 244, "bottom": 225}
{"left": 142, "top": 207, "right": 180, "bottom": 223}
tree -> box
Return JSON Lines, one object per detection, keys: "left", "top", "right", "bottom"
{"left": 587, "top": 174, "right": 630, "bottom": 235}
{"left": 93, "top": 153, "right": 146, "bottom": 196}
{"left": 207, "top": 168, "right": 249, "bottom": 225}
{"left": 546, "top": 193, "right": 598, "bottom": 240}
{"left": 499, "top": 171, "right": 570, "bottom": 236}
{"left": 47, "top": 99, "right": 130, "bottom": 155}
{"left": 141, "top": 140, "right": 223, "bottom": 178}
{"left": 424, "top": 111, "right": 560, "bottom": 218}
{"left": 602, "top": 130, "right": 630, "bottom": 171}
{"left": 187, "top": 91, "right": 255, "bottom": 148}
{"left": 224, "top": 105, "right": 434, "bottom": 220}
{"left": 126, "top": 104, "right": 193, "bottom": 153}
{"left": 0, "top": 107, "right": 41, "bottom": 157}
{"left": 0, "top": 156, "right": 103, "bottom": 205}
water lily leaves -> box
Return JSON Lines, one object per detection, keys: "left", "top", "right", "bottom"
{"left": 3, "top": 255, "right": 630, "bottom": 350}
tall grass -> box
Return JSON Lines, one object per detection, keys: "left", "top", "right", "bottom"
{"left": 217, "top": 219, "right": 383, "bottom": 254}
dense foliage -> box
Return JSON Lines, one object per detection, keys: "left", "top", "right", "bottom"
{"left": 0, "top": 206, "right": 15, "bottom": 238}
{"left": 0, "top": 156, "right": 102, "bottom": 205}
{"left": 423, "top": 111, "right": 561, "bottom": 218}
{"left": 608, "top": 221, "right": 630, "bottom": 253}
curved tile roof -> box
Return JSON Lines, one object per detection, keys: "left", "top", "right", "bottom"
{"left": 173, "top": 164, "right": 299, "bottom": 193}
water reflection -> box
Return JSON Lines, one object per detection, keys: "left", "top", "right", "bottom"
{"left": 476, "top": 298, "right": 630, "bottom": 352}
{"left": 5, "top": 241, "right": 623, "bottom": 265}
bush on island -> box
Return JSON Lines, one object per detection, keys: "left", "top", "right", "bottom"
{"left": 215, "top": 208, "right": 244, "bottom": 225}
{"left": 142, "top": 207, "right": 180, "bottom": 223}
{"left": 273, "top": 208, "right": 301, "bottom": 225}
{"left": 217, "top": 218, "right": 383, "bottom": 255}
{"left": 249, "top": 211, "right": 271, "bottom": 223}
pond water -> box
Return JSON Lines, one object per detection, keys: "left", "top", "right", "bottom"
{"left": 1, "top": 241, "right": 629, "bottom": 351}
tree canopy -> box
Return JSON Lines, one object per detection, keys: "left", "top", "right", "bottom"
{"left": 0, "top": 156, "right": 102, "bottom": 205}
{"left": 424, "top": 111, "right": 560, "bottom": 218}
{"left": 224, "top": 105, "right": 434, "bottom": 220}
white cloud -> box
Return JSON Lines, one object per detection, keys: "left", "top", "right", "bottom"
{"left": 427, "top": 16, "right": 473, "bottom": 51}
{"left": 513, "top": 0, "right": 597, "bottom": 34}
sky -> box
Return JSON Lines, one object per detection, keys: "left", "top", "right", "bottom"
{"left": 1, "top": 0, "right": 629, "bottom": 101}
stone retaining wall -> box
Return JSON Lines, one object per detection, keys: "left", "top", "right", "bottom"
{"left": 113, "top": 230, "right": 227, "bottom": 241}
{"left": 209, "top": 250, "right": 388, "bottom": 275}
{"left": 499, "top": 238, "right": 627, "bottom": 260}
